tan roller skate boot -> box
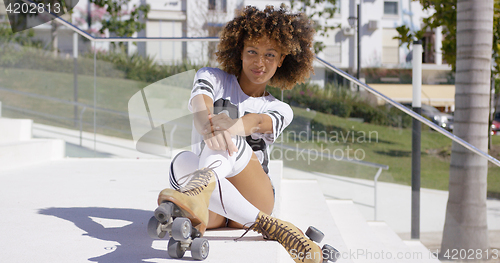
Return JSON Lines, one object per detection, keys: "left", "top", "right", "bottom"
{"left": 147, "top": 161, "right": 221, "bottom": 260}
{"left": 250, "top": 212, "right": 338, "bottom": 263}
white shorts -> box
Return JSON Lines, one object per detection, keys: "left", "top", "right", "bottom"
{"left": 170, "top": 136, "right": 253, "bottom": 189}
{"left": 198, "top": 135, "right": 253, "bottom": 178}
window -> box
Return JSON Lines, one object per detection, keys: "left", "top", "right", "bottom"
{"left": 382, "top": 28, "right": 399, "bottom": 64}
{"left": 208, "top": 0, "right": 226, "bottom": 12}
{"left": 384, "top": 1, "right": 398, "bottom": 15}
{"left": 422, "top": 32, "right": 436, "bottom": 63}
{"left": 208, "top": 0, "right": 216, "bottom": 10}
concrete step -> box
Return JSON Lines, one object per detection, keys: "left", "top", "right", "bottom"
{"left": 0, "top": 139, "right": 65, "bottom": 171}
{"left": 327, "top": 199, "right": 389, "bottom": 262}
{"left": 281, "top": 180, "right": 352, "bottom": 263}
{"left": 367, "top": 221, "right": 414, "bottom": 258}
{"left": 0, "top": 118, "right": 33, "bottom": 143}
{"left": 403, "top": 240, "right": 441, "bottom": 263}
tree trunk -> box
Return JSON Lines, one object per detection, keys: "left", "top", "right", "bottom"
{"left": 51, "top": 20, "right": 58, "bottom": 58}
{"left": 440, "top": 0, "right": 493, "bottom": 259}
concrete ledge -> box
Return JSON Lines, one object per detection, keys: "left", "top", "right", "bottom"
{"left": 327, "top": 200, "right": 387, "bottom": 262}
{"left": 403, "top": 240, "right": 441, "bottom": 263}
{"left": 0, "top": 118, "right": 33, "bottom": 143}
{"left": 282, "top": 180, "right": 352, "bottom": 263}
{"left": 0, "top": 139, "right": 65, "bottom": 171}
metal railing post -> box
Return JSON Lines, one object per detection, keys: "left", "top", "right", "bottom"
{"left": 374, "top": 167, "right": 382, "bottom": 221}
{"left": 170, "top": 124, "right": 177, "bottom": 158}
{"left": 411, "top": 41, "right": 423, "bottom": 239}
{"left": 79, "top": 106, "right": 87, "bottom": 146}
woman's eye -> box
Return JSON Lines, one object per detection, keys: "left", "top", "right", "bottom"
{"left": 248, "top": 50, "right": 257, "bottom": 54}
{"left": 266, "top": 53, "right": 276, "bottom": 58}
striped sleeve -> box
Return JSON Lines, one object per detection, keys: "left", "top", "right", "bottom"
{"left": 262, "top": 102, "right": 293, "bottom": 143}
{"left": 188, "top": 67, "right": 222, "bottom": 112}
{"left": 192, "top": 79, "right": 215, "bottom": 99}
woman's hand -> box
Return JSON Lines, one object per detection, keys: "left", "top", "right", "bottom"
{"left": 202, "top": 112, "right": 241, "bottom": 136}
{"left": 202, "top": 113, "right": 239, "bottom": 156}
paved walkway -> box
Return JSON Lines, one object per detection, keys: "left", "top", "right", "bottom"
{"left": 31, "top": 123, "right": 500, "bottom": 252}
{"left": 0, "top": 159, "right": 288, "bottom": 263}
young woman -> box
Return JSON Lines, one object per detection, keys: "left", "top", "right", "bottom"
{"left": 166, "top": 5, "right": 334, "bottom": 263}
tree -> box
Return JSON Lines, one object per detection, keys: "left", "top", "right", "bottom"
{"left": 397, "top": 0, "right": 494, "bottom": 257}
{"left": 395, "top": 0, "right": 500, "bottom": 92}
{"left": 289, "top": 0, "right": 339, "bottom": 53}
{"left": 73, "top": 3, "right": 108, "bottom": 37}
{"left": 90, "top": 0, "right": 150, "bottom": 52}
{"left": 444, "top": 0, "right": 493, "bottom": 257}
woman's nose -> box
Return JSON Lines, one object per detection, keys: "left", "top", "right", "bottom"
{"left": 254, "top": 55, "right": 264, "bottom": 66}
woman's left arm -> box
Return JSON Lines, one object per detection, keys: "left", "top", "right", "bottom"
{"left": 205, "top": 113, "right": 274, "bottom": 137}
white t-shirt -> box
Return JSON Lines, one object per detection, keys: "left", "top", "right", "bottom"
{"left": 188, "top": 67, "right": 293, "bottom": 174}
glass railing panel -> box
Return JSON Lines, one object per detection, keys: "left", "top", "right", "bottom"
{"left": 267, "top": 61, "right": 475, "bottom": 221}
{"left": 95, "top": 40, "right": 214, "bottom": 159}
{"left": 0, "top": 23, "right": 94, "bottom": 151}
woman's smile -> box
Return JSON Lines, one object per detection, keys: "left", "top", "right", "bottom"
{"left": 238, "top": 35, "right": 285, "bottom": 96}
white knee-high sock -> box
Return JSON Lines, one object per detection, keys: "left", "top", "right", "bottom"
{"left": 198, "top": 146, "right": 260, "bottom": 226}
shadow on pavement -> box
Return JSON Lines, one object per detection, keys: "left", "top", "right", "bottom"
{"left": 38, "top": 207, "right": 169, "bottom": 262}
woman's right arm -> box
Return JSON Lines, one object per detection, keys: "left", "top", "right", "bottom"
{"left": 191, "top": 94, "right": 238, "bottom": 155}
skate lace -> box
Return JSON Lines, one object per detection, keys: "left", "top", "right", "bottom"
{"left": 176, "top": 160, "right": 227, "bottom": 213}
{"left": 177, "top": 160, "right": 221, "bottom": 195}
{"left": 238, "top": 216, "right": 312, "bottom": 262}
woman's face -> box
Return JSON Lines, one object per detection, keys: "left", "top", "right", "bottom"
{"left": 240, "top": 35, "right": 285, "bottom": 87}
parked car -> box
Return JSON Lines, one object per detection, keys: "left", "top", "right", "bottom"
{"left": 401, "top": 103, "right": 454, "bottom": 131}
{"left": 420, "top": 104, "right": 454, "bottom": 131}
{"left": 492, "top": 112, "right": 500, "bottom": 135}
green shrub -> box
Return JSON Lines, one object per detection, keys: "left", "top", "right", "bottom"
{"left": 89, "top": 52, "right": 206, "bottom": 83}
{"left": 0, "top": 46, "right": 126, "bottom": 78}
{"left": 267, "top": 82, "right": 411, "bottom": 128}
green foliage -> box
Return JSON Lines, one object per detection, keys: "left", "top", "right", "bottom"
{"left": 91, "top": 0, "right": 150, "bottom": 38}
{"left": 289, "top": 0, "right": 340, "bottom": 53}
{"left": 493, "top": 0, "right": 500, "bottom": 93}
{"left": 267, "top": 82, "right": 411, "bottom": 128}
{"left": 394, "top": 25, "right": 424, "bottom": 49}
{"left": 395, "top": 0, "right": 500, "bottom": 74}
{"left": 0, "top": 22, "right": 44, "bottom": 48}
{"left": 0, "top": 44, "right": 204, "bottom": 83}
{"left": 87, "top": 51, "right": 206, "bottom": 83}
{"left": 0, "top": 46, "right": 126, "bottom": 78}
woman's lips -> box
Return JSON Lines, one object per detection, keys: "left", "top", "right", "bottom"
{"left": 251, "top": 69, "right": 265, "bottom": 75}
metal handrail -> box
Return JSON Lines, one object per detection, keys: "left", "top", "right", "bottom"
{"left": 314, "top": 56, "right": 500, "bottom": 168}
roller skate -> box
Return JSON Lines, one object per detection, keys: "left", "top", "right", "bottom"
{"left": 147, "top": 161, "right": 221, "bottom": 261}
{"left": 249, "top": 211, "right": 339, "bottom": 263}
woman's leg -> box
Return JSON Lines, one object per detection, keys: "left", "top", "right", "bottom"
{"left": 168, "top": 143, "right": 326, "bottom": 263}
{"left": 206, "top": 152, "right": 274, "bottom": 229}
{"left": 191, "top": 136, "right": 274, "bottom": 228}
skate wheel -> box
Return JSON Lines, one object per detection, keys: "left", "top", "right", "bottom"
{"left": 306, "top": 226, "right": 325, "bottom": 243}
{"left": 171, "top": 217, "right": 192, "bottom": 241}
{"left": 147, "top": 216, "right": 166, "bottom": 239}
{"left": 191, "top": 238, "right": 209, "bottom": 260}
{"left": 168, "top": 237, "right": 185, "bottom": 259}
{"left": 322, "top": 244, "right": 339, "bottom": 262}
{"left": 155, "top": 202, "right": 174, "bottom": 223}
